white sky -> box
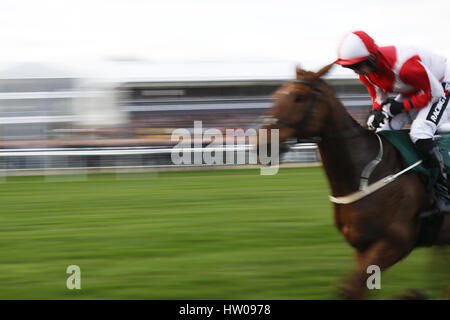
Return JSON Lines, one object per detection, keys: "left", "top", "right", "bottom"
{"left": 1, "top": 0, "right": 449, "bottom": 78}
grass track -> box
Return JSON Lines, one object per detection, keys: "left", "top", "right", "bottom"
{"left": 0, "top": 167, "right": 448, "bottom": 299}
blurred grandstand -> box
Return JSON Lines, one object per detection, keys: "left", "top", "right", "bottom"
{"left": 0, "top": 61, "right": 372, "bottom": 173}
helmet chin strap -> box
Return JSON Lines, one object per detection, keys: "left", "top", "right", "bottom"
{"left": 366, "top": 52, "right": 378, "bottom": 71}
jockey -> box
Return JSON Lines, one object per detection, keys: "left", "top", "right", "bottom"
{"left": 335, "top": 30, "right": 450, "bottom": 214}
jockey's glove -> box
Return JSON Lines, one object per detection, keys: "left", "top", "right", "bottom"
{"left": 367, "top": 109, "right": 389, "bottom": 131}
{"left": 381, "top": 98, "right": 405, "bottom": 117}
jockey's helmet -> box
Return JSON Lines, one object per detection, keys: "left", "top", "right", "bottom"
{"left": 335, "top": 31, "right": 378, "bottom": 67}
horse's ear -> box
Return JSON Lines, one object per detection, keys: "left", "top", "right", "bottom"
{"left": 315, "top": 63, "right": 334, "bottom": 78}
{"left": 296, "top": 65, "right": 306, "bottom": 79}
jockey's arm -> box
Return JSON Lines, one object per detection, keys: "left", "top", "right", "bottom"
{"left": 398, "top": 57, "right": 444, "bottom": 111}
{"left": 359, "top": 75, "right": 388, "bottom": 111}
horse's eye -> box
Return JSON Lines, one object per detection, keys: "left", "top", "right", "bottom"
{"left": 295, "top": 95, "right": 305, "bottom": 103}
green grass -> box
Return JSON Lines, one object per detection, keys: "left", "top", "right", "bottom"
{"left": 0, "top": 167, "right": 448, "bottom": 299}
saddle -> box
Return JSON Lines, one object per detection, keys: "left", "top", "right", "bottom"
{"left": 379, "top": 130, "right": 440, "bottom": 191}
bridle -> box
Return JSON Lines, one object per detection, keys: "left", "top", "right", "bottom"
{"left": 261, "top": 78, "right": 323, "bottom": 142}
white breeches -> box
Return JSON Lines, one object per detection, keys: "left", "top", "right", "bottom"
{"left": 378, "top": 83, "right": 450, "bottom": 143}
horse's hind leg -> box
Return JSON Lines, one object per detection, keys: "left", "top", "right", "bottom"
{"left": 341, "top": 240, "right": 413, "bottom": 300}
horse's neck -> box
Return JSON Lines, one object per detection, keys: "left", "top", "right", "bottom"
{"left": 318, "top": 101, "right": 381, "bottom": 197}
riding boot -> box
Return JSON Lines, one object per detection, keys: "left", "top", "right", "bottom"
{"left": 429, "top": 146, "right": 450, "bottom": 214}
{"left": 415, "top": 138, "right": 450, "bottom": 214}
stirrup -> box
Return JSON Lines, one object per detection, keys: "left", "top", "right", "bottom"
{"left": 437, "top": 203, "right": 450, "bottom": 214}
{"left": 434, "top": 193, "right": 450, "bottom": 214}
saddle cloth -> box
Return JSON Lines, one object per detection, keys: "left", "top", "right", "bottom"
{"left": 378, "top": 130, "right": 444, "bottom": 191}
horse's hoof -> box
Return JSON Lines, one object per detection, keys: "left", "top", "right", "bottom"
{"left": 395, "top": 289, "right": 429, "bottom": 300}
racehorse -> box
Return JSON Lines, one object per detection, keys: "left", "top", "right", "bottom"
{"left": 258, "top": 63, "right": 450, "bottom": 299}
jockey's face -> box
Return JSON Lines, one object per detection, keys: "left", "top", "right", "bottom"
{"left": 344, "top": 61, "right": 375, "bottom": 76}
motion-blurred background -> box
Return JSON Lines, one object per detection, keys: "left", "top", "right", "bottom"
{"left": 0, "top": 0, "right": 449, "bottom": 299}
{"left": 0, "top": 60, "right": 371, "bottom": 172}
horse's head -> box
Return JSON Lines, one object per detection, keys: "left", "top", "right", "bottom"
{"left": 258, "top": 63, "right": 335, "bottom": 152}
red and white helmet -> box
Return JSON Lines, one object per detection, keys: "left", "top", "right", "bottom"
{"left": 335, "top": 31, "right": 378, "bottom": 66}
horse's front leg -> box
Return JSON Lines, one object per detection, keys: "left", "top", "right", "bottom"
{"left": 341, "top": 240, "right": 412, "bottom": 299}
{"left": 339, "top": 250, "right": 370, "bottom": 299}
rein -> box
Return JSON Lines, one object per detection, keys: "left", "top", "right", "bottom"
{"left": 326, "top": 132, "right": 422, "bottom": 204}
{"left": 329, "top": 159, "right": 423, "bottom": 204}
{"left": 261, "top": 77, "right": 426, "bottom": 205}
{"left": 283, "top": 80, "right": 416, "bottom": 203}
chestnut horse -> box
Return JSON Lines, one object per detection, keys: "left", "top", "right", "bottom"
{"left": 259, "top": 63, "right": 450, "bottom": 299}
